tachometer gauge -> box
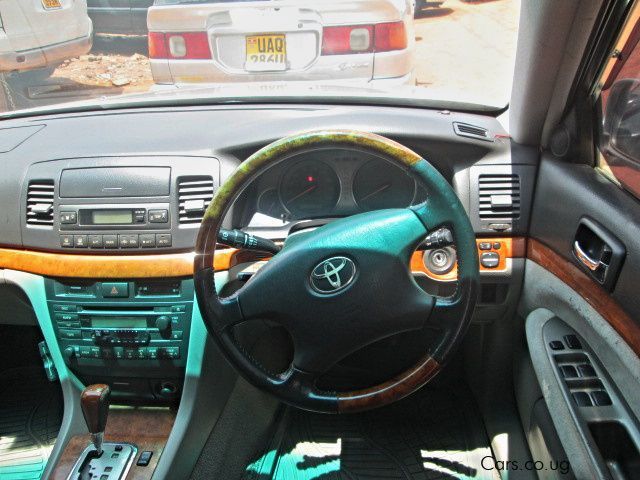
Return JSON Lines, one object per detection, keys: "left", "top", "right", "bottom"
{"left": 280, "top": 161, "right": 340, "bottom": 216}
{"left": 353, "top": 160, "right": 415, "bottom": 211}
{"left": 257, "top": 189, "right": 286, "bottom": 219}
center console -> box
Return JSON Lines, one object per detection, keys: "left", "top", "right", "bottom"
{"left": 46, "top": 277, "right": 194, "bottom": 403}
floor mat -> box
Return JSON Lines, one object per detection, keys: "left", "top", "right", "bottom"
{"left": 244, "top": 384, "right": 498, "bottom": 480}
{"left": 0, "top": 367, "right": 63, "bottom": 480}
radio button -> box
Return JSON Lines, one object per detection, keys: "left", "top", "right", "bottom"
{"left": 57, "top": 320, "right": 81, "bottom": 329}
{"left": 54, "top": 304, "right": 77, "bottom": 312}
{"left": 119, "top": 234, "right": 139, "bottom": 248}
{"left": 90, "top": 347, "right": 102, "bottom": 359}
{"left": 60, "top": 235, "right": 74, "bottom": 248}
{"left": 89, "top": 235, "right": 103, "bottom": 248}
{"left": 156, "top": 234, "right": 172, "bottom": 247}
{"left": 60, "top": 211, "right": 77, "bottom": 224}
{"left": 170, "top": 330, "right": 183, "bottom": 340}
{"left": 60, "top": 328, "right": 82, "bottom": 339}
{"left": 103, "top": 235, "right": 118, "bottom": 248}
{"left": 137, "top": 347, "right": 148, "bottom": 359}
{"left": 134, "top": 209, "right": 146, "bottom": 223}
{"left": 171, "top": 305, "right": 186, "bottom": 313}
{"left": 55, "top": 313, "right": 79, "bottom": 322}
{"left": 124, "top": 348, "right": 137, "bottom": 360}
{"left": 101, "top": 282, "right": 129, "bottom": 298}
{"left": 74, "top": 235, "right": 88, "bottom": 248}
{"left": 79, "top": 346, "right": 91, "bottom": 358}
{"left": 140, "top": 234, "right": 156, "bottom": 248}
{"left": 149, "top": 209, "right": 168, "bottom": 223}
{"left": 113, "top": 347, "right": 124, "bottom": 359}
{"left": 147, "top": 347, "right": 158, "bottom": 359}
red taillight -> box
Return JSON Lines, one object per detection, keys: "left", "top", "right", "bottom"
{"left": 322, "top": 25, "right": 373, "bottom": 55}
{"left": 148, "top": 32, "right": 168, "bottom": 59}
{"left": 374, "top": 22, "right": 408, "bottom": 52}
{"left": 321, "top": 21, "right": 407, "bottom": 56}
{"left": 148, "top": 32, "right": 211, "bottom": 59}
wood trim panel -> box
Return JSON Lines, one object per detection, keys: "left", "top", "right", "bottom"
{"left": 0, "top": 238, "right": 523, "bottom": 280}
{"left": 0, "top": 248, "right": 253, "bottom": 278}
{"left": 527, "top": 238, "right": 640, "bottom": 357}
{"left": 411, "top": 237, "right": 526, "bottom": 281}
{"left": 51, "top": 407, "right": 176, "bottom": 480}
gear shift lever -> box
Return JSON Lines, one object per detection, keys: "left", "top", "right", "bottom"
{"left": 80, "top": 384, "right": 110, "bottom": 455}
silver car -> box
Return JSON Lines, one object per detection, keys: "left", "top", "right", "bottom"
{"left": 147, "top": 0, "right": 415, "bottom": 87}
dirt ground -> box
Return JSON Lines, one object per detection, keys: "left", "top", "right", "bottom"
{"left": 0, "top": 0, "right": 520, "bottom": 112}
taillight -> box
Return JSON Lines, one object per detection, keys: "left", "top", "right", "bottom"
{"left": 374, "top": 22, "right": 407, "bottom": 52}
{"left": 148, "top": 32, "right": 212, "bottom": 60}
{"left": 322, "top": 26, "right": 373, "bottom": 55}
{"left": 321, "top": 21, "right": 407, "bottom": 56}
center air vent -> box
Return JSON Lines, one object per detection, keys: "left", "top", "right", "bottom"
{"left": 453, "top": 122, "right": 492, "bottom": 142}
{"left": 478, "top": 174, "right": 520, "bottom": 219}
{"left": 177, "top": 176, "right": 214, "bottom": 224}
{"left": 26, "top": 180, "right": 55, "bottom": 226}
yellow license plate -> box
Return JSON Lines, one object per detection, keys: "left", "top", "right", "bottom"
{"left": 245, "top": 34, "right": 287, "bottom": 72}
{"left": 42, "top": 0, "right": 62, "bottom": 9}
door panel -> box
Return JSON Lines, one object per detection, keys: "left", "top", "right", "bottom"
{"left": 529, "top": 156, "right": 640, "bottom": 319}
{"left": 518, "top": 155, "right": 640, "bottom": 479}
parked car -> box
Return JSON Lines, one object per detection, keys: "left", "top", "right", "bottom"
{"left": 147, "top": 0, "right": 415, "bottom": 86}
{"left": 414, "top": 0, "right": 445, "bottom": 13}
{"left": 0, "top": 0, "right": 92, "bottom": 77}
{"left": 87, "top": 0, "right": 153, "bottom": 36}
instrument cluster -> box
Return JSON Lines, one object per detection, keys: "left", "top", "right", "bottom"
{"left": 251, "top": 148, "right": 425, "bottom": 222}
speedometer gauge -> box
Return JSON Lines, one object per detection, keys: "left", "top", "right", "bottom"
{"left": 280, "top": 161, "right": 340, "bottom": 216}
{"left": 353, "top": 160, "right": 415, "bottom": 211}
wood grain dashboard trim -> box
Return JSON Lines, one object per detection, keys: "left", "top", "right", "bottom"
{"left": 51, "top": 407, "right": 176, "bottom": 480}
{"left": 0, "top": 237, "right": 524, "bottom": 279}
{"left": 0, "top": 248, "right": 241, "bottom": 278}
{"left": 527, "top": 238, "right": 640, "bottom": 357}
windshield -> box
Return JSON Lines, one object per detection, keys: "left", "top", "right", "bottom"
{"left": 0, "top": 0, "right": 520, "bottom": 116}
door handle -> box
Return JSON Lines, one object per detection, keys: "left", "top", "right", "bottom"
{"left": 573, "top": 240, "right": 600, "bottom": 271}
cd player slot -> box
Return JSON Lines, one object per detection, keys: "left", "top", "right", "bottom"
{"left": 80, "top": 306, "right": 157, "bottom": 314}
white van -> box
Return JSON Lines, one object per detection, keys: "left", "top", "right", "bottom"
{"left": 0, "top": 0, "right": 92, "bottom": 75}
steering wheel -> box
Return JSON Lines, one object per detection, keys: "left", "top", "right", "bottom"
{"left": 194, "top": 130, "right": 478, "bottom": 413}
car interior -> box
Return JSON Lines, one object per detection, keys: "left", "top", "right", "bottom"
{"left": 0, "top": 1, "right": 639, "bottom": 480}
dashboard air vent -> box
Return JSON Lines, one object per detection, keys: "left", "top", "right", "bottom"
{"left": 478, "top": 174, "right": 520, "bottom": 219}
{"left": 453, "top": 122, "right": 492, "bottom": 142}
{"left": 177, "top": 176, "right": 214, "bottom": 224}
{"left": 26, "top": 180, "right": 55, "bottom": 226}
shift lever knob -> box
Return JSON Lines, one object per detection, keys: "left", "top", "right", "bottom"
{"left": 80, "top": 384, "right": 110, "bottom": 454}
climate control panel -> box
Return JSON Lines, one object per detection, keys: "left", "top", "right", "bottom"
{"left": 45, "top": 278, "right": 194, "bottom": 379}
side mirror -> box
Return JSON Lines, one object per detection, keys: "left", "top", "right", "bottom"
{"left": 602, "top": 78, "right": 640, "bottom": 161}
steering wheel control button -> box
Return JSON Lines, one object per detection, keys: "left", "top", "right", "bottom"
{"left": 136, "top": 451, "right": 153, "bottom": 467}
{"left": 148, "top": 209, "right": 168, "bottom": 223}
{"left": 480, "top": 252, "right": 500, "bottom": 268}
{"left": 564, "top": 334, "right": 582, "bottom": 350}
{"left": 74, "top": 235, "right": 88, "bottom": 248}
{"left": 101, "top": 282, "right": 129, "bottom": 298}
{"left": 60, "top": 211, "right": 77, "bottom": 224}
{"left": 310, "top": 256, "right": 356, "bottom": 294}
{"left": 478, "top": 242, "right": 492, "bottom": 250}
{"left": 60, "top": 235, "right": 74, "bottom": 248}
{"left": 156, "top": 234, "right": 172, "bottom": 247}
{"left": 572, "top": 392, "right": 592, "bottom": 407}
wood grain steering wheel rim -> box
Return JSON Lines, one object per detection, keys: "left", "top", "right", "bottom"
{"left": 194, "top": 130, "right": 479, "bottom": 413}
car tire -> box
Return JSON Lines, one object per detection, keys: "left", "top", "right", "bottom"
{"left": 14, "top": 66, "right": 57, "bottom": 84}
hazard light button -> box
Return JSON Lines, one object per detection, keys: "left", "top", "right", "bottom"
{"left": 101, "top": 282, "right": 129, "bottom": 298}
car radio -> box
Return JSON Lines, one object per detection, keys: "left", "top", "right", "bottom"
{"left": 45, "top": 278, "right": 193, "bottom": 379}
